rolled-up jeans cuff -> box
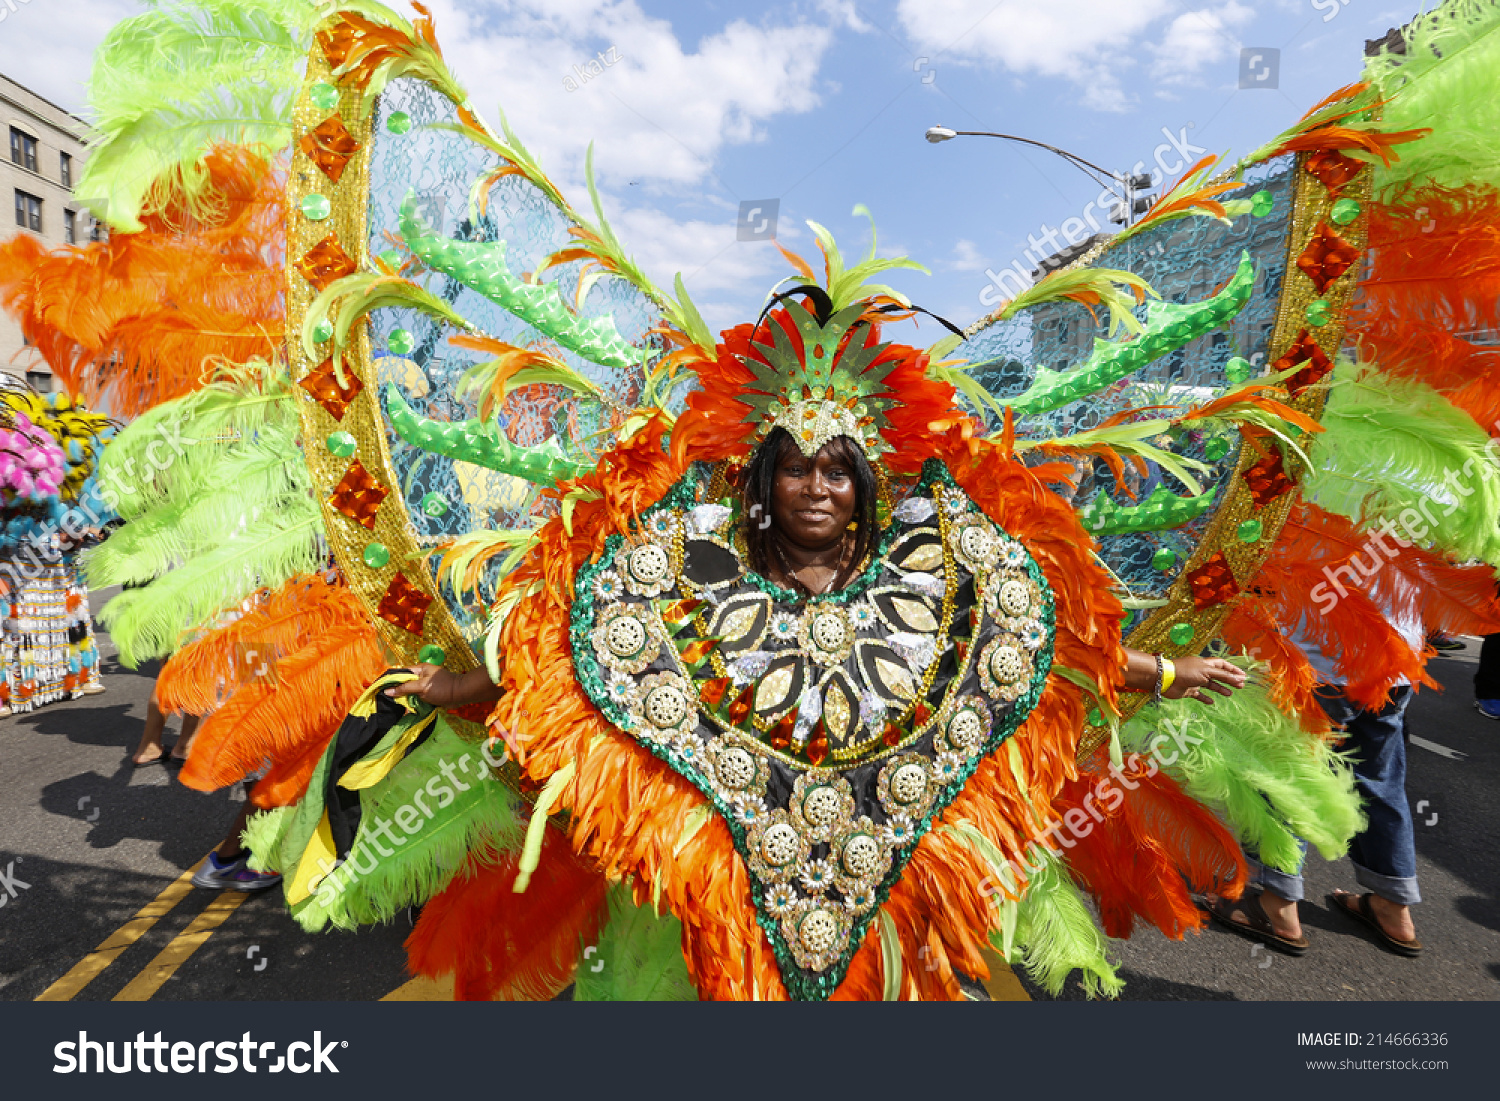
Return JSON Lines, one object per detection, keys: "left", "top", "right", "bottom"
{"left": 1352, "top": 861, "right": 1421, "bottom": 906}
{"left": 1246, "top": 855, "right": 1304, "bottom": 902}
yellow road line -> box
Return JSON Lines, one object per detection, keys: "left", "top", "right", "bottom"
{"left": 112, "top": 891, "right": 249, "bottom": 1002}
{"left": 36, "top": 858, "right": 207, "bottom": 1002}
{"left": 381, "top": 973, "right": 455, "bottom": 1001}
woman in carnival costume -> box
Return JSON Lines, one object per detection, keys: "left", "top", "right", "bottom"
{"left": 4, "top": 0, "right": 1500, "bottom": 998}
{"left": 0, "top": 385, "right": 112, "bottom": 715}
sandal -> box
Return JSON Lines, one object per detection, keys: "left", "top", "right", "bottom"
{"left": 1329, "top": 892, "right": 1423, "bottom": 958}
{"left": 131, "top": 750, "right": 167, "bottom": 768}
{"left": 1205, "top": 892, "right": 1309, "bottom": 956}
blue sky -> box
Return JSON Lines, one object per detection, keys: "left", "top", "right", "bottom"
{"left": 6, "top": 0, "right": 1421, "bottom": 333}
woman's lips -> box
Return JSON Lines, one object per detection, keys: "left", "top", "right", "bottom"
{"left": 794, "top": 510, "right": 831, "bottom": 522}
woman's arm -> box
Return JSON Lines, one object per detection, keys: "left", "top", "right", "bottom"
{"left": 1121, "top": 647, "right": 1246, "bottom": 704}
{"left": 384, "top": 663, "right": 503, "bottom": 708}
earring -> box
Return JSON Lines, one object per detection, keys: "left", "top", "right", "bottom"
{"left": 846, "top": 520, "right": 858, "bottom": 532}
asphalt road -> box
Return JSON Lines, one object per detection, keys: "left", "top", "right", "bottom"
{"left": 1, "top": 593, "right": 1495, "bottom": 1002}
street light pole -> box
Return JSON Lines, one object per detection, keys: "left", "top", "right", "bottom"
{"left": 924, "top": 125, "right": 1153, "bottom": 226}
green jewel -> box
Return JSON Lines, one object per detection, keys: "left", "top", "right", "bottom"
{"left": 417, "top": 644, "right": 447, "bottom": 665}
{"left": 309, "top": 81, "right": 340, "bottom": 110}
{"left": 1225, "top": 356, "right": 1253, "bottom": 383}
{"left": 362, "top": 542, "right": 390, "bottom": 569}
{"left": 1204, "top": 437, "right": 1231, "bottom": 461}
{"left": 301, "top": 194, "right": 331, "bottom": 222}
{"left": 1151, "top": 548, "right": 1177, "bottom": 572}
{"left": 421, "top": 492, "right": 448, "bottom": 518}
{"left": 388, "top": 329, "right": 415, "bottom": 355}
{"left": 1251, "top": 190, "right": 1274, "bottom": 217}
{"left": 1237, "top": 519, "right": 1264, "bottom": 544}
{"left": 1169, "top": 622, "right": 1195, "bottom": 647}
{"left": 386, "top": 111, "right": 412, "bottom": 135}
{"left": 378, "top": 249, "right": 402, "bottom": 271}
{"left": 1087, "top": 708, "right": 1102, "bottom": 727}
{"left": 311, "top": 319, "right": 334, "bottom": 344}
{"left": 1330, "top": 198, "right": 1361, "bottom": 225}
{"left": 1305, "top": 299, "right": 1331, "bottom": 327}
{"left": 326, "top": 431, "right": 356, "bottom": 458}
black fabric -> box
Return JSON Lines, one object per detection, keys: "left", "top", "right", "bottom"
{"left": 1475, "top": 633, "right": 1500, "bottom": 698}
{"left": 320, "top": 671, "right": 434, "bottom": 857}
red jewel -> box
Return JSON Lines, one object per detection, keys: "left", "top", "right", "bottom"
{"left": 882, "top": 722, "right": 903, "bottom": 748}
{"left": 911, "top": 701, "right": 931, "bottom": 728}
{"left": 1245, "top": 449, "right": 1294, "bottom": 507}
{"left": 1186, "top": 552, "right": 1240, "bottom": 611}
{"left": 769, "top": 714, "right": 795, "bottom": 751}
{"left": 805, "top": 720, "right": 829, "bottom": 765}
{"left": 1272, "top": 329, "right": 1334, "bottom": 397}
{"left": 699, "top": 677, "right": 731, "bottom": 710}
{"left": 1295, "top": 223, "right": 1359, "bottom": 294}
{"left": 727, "top": 683, "right": 756, "bottom": 726}
{"left": 679, "top": 637, "right": 717, "bottom": 665}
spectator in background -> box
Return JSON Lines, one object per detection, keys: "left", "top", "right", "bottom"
{"left": 1204, "top": 607, "right": 1424, "bottom": 958}
{"left": 1475, "top": 632, "right": 1500, "bottom": 719}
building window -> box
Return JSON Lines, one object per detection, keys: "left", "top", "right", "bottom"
{"left": 60, "top": 151, "right": 72, "bottom": 188}
{"left": 9, "top": 128, "right": 38, "bottom": 172}
{"left": 26, "top": 371, "right": 52, "bottom": 394}
{"left": 64, "top": 209, "right": 76, "bottom": 243}
{"left": 14, "top": 190, "right": 42, "bottom": 232}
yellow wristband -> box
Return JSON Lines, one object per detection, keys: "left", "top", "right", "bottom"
{"left": 1159, "top": 657, "right": 1177, "bottom": 694}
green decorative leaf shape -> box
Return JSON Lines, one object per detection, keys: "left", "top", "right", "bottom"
{"left": 398, "top": 193, "right": 647, "bottom": 370}
{"left": 385, "top": 383, "right": 592, "bottom": 485}
{"left": 999, "top": 250, "right": 1257, "bottom": 418}
{"left": 1079, "top": 484, "right": 1220, "bottom": 535}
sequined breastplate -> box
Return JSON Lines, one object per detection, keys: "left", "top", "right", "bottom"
{"left": 570, "top": 460, "right": 1055, "bottom": 998}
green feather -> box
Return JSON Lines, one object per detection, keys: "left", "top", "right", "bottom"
{"left": 77, "top": 0, "right": 319, "bottom": 231}
{"left": 1364, "top": 0, "right": 1500, "bottom": 196}
{"left": 83, "top": 361, "right": 322, "bottom": 664}
{"left": 572, "top": 884, "right": 698, "bottom": 1002}
{"left": 1305, "top": 359, "right": 1500, "bottom": 567}
{"left": 93, "top": 515, "right": 321, "bottom": 666}
{"left": 318, "top": 716, "right": 525, "bottom": 929}
{"left": 1121, "top": 686, "right": 1364, "bottom": 872}
{"left": 1011, "top": 848, "right": 1123, "bottom": 998}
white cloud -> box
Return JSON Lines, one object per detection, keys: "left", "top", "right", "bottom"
{"left": 6, "top": 0, "right": 843, "bottom": 329}
{"left": 611, "top": 204, "right": 801, "bottom": 332}
{"left": 946, "top": 238, "right": 987, "bottom": 272}
{"left": 895, "top": 0, "right": 1263, "bottom": 110}
{"left": 427, "top": 0, "right": 834, "bottom": 193}
{"left": 1150, "top": 3, "right": 1255, "bottom": 88}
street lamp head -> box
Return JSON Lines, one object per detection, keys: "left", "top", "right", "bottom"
{"left": 925, "top": 125, "right": 958, "bottom": 143}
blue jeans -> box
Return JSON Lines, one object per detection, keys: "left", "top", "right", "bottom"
{"left": 1246, "top": 683, "right": 1420, "bottom": 907}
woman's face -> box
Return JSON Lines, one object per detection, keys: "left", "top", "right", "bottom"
{"left": 769, "top": 441, "right": 857, "bottom": 550}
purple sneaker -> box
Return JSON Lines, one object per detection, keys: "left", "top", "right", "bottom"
{"left": 191, "top": 852, "right": 283, "bottom": 892}
{"left": 1476, "top": 699, "right": 1500, "bottom": 720}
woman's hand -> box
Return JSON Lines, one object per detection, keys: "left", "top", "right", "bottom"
{"left": 1163, "top": 656, "right": 1246, "bottom": 704}
{"left": 384, "top": 664, "right": 502, "bottom": 709}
